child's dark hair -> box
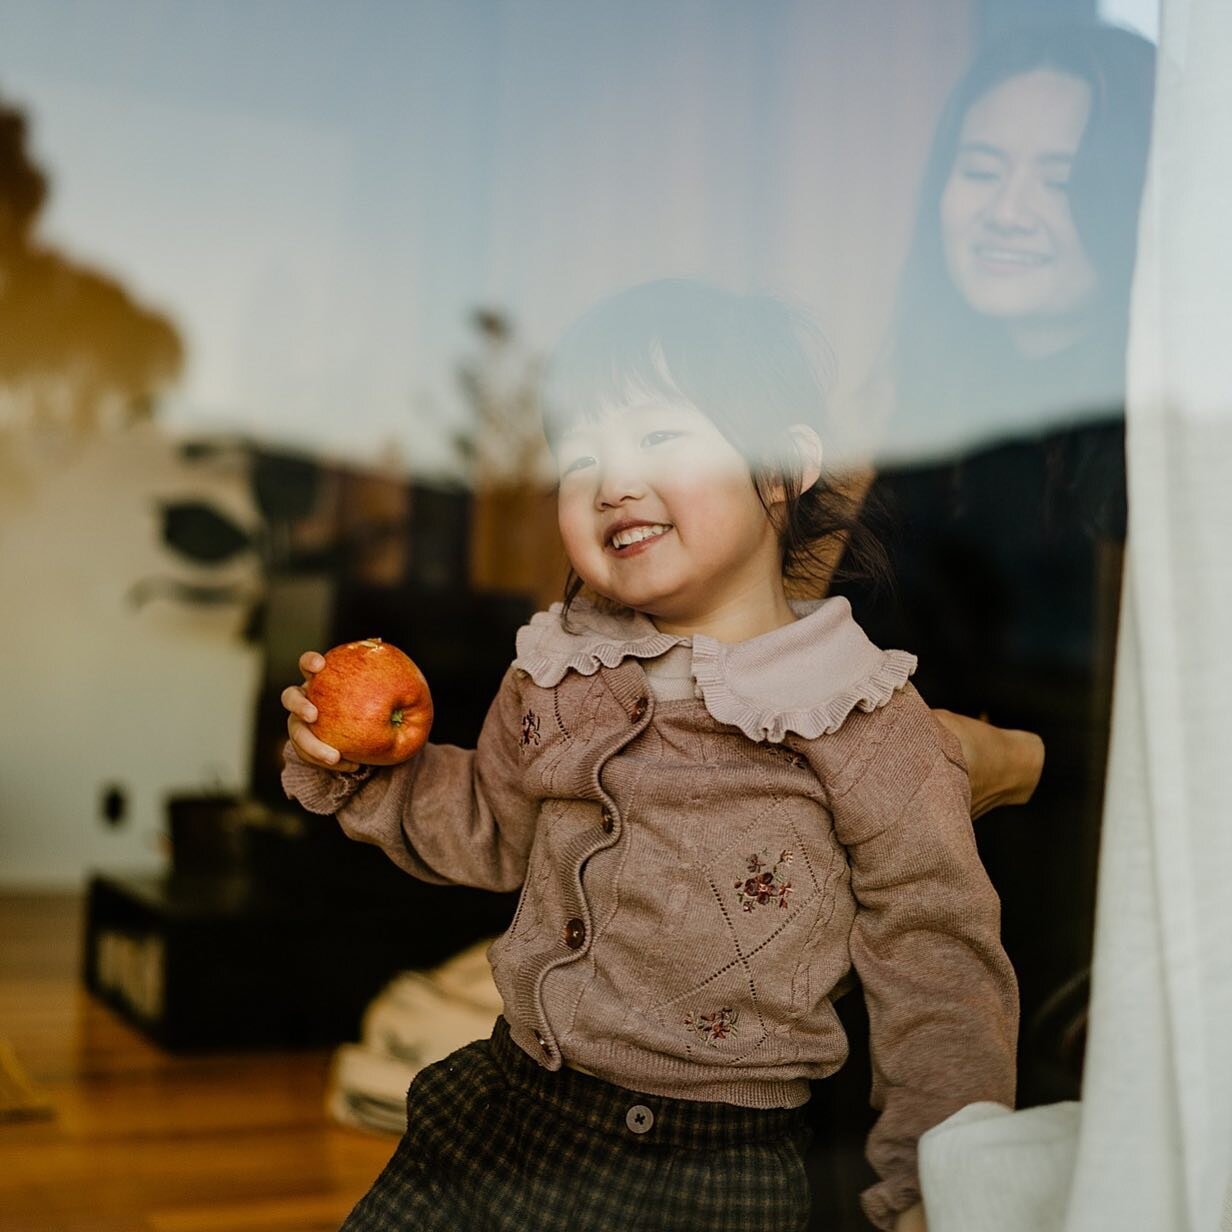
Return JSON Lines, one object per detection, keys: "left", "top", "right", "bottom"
{"left": 539, "top": 279, "right": 887, "bottom": 621}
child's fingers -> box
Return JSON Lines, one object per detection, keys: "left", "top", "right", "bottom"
{"left": 288, "top": 716, "right": 360, "bottom": 772}
{"left": 299, "top": 650, "right": 326, "bottom": 678}
{"left": 280, "top": 684, "right": 318, "bottom": 724}
{"left": 284, "top": 668, "right": 363, "bottom": 774}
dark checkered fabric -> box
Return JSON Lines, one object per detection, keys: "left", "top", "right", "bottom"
{"left": 340, "top": 1017, "right": 813, "bottom": 1231}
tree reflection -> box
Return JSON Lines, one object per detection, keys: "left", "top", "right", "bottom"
{"left": 0, "top": 96, "right": 183, "bottom": 446}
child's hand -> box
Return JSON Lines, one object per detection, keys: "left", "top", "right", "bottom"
{"left": 282, "top": 650, "right": 363, "bottom": 773}
{"left": 933, "top": 709, "right": 1045, "bottom": 820}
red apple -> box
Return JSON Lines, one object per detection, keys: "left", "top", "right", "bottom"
{"left": 305, "top": 638, "right": 433, "bottom": 766}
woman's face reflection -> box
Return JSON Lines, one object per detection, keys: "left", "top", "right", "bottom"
{"left": 940, "top": 68, "right": 1099, "bottom": 334}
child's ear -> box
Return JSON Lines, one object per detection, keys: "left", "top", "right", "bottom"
{"left": 767, "top": 424, "right": 824, "bottom": 503}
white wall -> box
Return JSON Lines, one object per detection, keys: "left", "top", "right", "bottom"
{"left": 1099, "top": 0, "right": 1161, "bottom": 43}
{"left": 0, "top": 425, "right": 262, "bottom": 887}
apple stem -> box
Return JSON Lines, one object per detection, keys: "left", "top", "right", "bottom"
{"left": 391, "top": 709, "right": 404, "bottom": 726}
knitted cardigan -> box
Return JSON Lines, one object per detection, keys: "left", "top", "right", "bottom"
{"left": 283, "top": 596, "right": 1018, "bottom": 1230}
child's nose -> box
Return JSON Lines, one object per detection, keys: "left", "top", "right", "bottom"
{"left": 595, "top": 455, "right": 647, "bottom": 508}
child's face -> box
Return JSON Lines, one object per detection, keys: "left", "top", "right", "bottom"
{"left": 554, "top": 398, "right": 784, "bottom": 630}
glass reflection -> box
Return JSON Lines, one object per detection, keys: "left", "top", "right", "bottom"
{"left": 836, "top": 22, "right": 1157, "bottom": 1107}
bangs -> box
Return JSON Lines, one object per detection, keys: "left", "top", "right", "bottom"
{"left": 539, "top": 279, "right": 829, "bottom": 459}
{"left": 539, "top": 337, "right": 689, "bottom": 449}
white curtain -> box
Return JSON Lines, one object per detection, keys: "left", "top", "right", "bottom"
{"left": 918, "top": 0, "right": 1232, "bottom": 1228}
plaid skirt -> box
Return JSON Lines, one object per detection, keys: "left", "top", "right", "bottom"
{"left": 340, "top": 1016, "right": 813, "bottom": 1232}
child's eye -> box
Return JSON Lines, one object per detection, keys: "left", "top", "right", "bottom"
{"left": 961, "top": 168, "right": 1000, "bottom": 184}
{"left": 641, "top": 430, "right": 682, "bottom": 448}
{"left": 560, "top": 454, "right": 595, "bottom": 476}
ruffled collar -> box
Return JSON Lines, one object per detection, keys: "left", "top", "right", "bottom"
{"left": 513, "top": 596, "right": 916, "bottom": 743}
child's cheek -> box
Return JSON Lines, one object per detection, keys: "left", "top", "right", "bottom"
{"left": 556, "top": 496, "right": 600, "bottom": 582}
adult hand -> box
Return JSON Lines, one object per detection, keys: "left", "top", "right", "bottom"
{"left": 934, "top": 709, "right": 1045, "bottom": 820}
{"left": 894, "top": 1200, "right": 928, "bottom": 1232}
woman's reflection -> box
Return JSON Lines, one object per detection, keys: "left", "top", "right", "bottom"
{"left": 834, "top": 19, "right": 1156, "bottom": 1118}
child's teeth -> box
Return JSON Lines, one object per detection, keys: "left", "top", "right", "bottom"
{"left": 613, "top": 524, "right": 669, "bottom": 548}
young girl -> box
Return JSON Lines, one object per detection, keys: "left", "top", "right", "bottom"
{"left": 282, "top": 280, "right": 1018, "bottom": 1232}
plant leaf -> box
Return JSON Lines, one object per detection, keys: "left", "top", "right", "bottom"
{"left": 160, "top": 501, "right": 254, "bottom": 563}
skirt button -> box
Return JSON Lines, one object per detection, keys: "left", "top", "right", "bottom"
{"left": 625, "top": 1104, "right": 654, "bottom": 1134}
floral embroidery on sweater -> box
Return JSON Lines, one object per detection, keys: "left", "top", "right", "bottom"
{"left": 520, "top": 709, "right": 541, "bottom": 747}
{"left": 684, "top": 1006, "right": 739, "bottom": 1045}
{"left": 734, "top": 849, "right": 795, "bottom": 912}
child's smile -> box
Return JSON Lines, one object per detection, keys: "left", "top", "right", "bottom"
{"left": 605, "top": 520, "right": 674, "bottom": 555}
{"left": 556, "top": 399, "right": 793, "bottom": 641}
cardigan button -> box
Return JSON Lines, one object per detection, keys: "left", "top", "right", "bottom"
{"left": 631, "top": 695, "right": 649, "bottom": 722}
{"left": 601, "top": 809, "right": 615, "bottom": 834}
{"left": 563, "top": 917, "right": 586, "bottom": 949}
{"left": 536, "top": 1032, "right": 550, "bottom": 1054}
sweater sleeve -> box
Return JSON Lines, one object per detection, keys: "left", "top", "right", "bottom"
{"left": 281, "top": 665, "right": 539, "bottom": 892}
{"left": 820, "top": 683, "right": 1019, "bottom": 1231}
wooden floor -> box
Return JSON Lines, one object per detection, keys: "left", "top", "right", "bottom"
{"left": 0, "top": 893, "right": 395, "bottom": 1232}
